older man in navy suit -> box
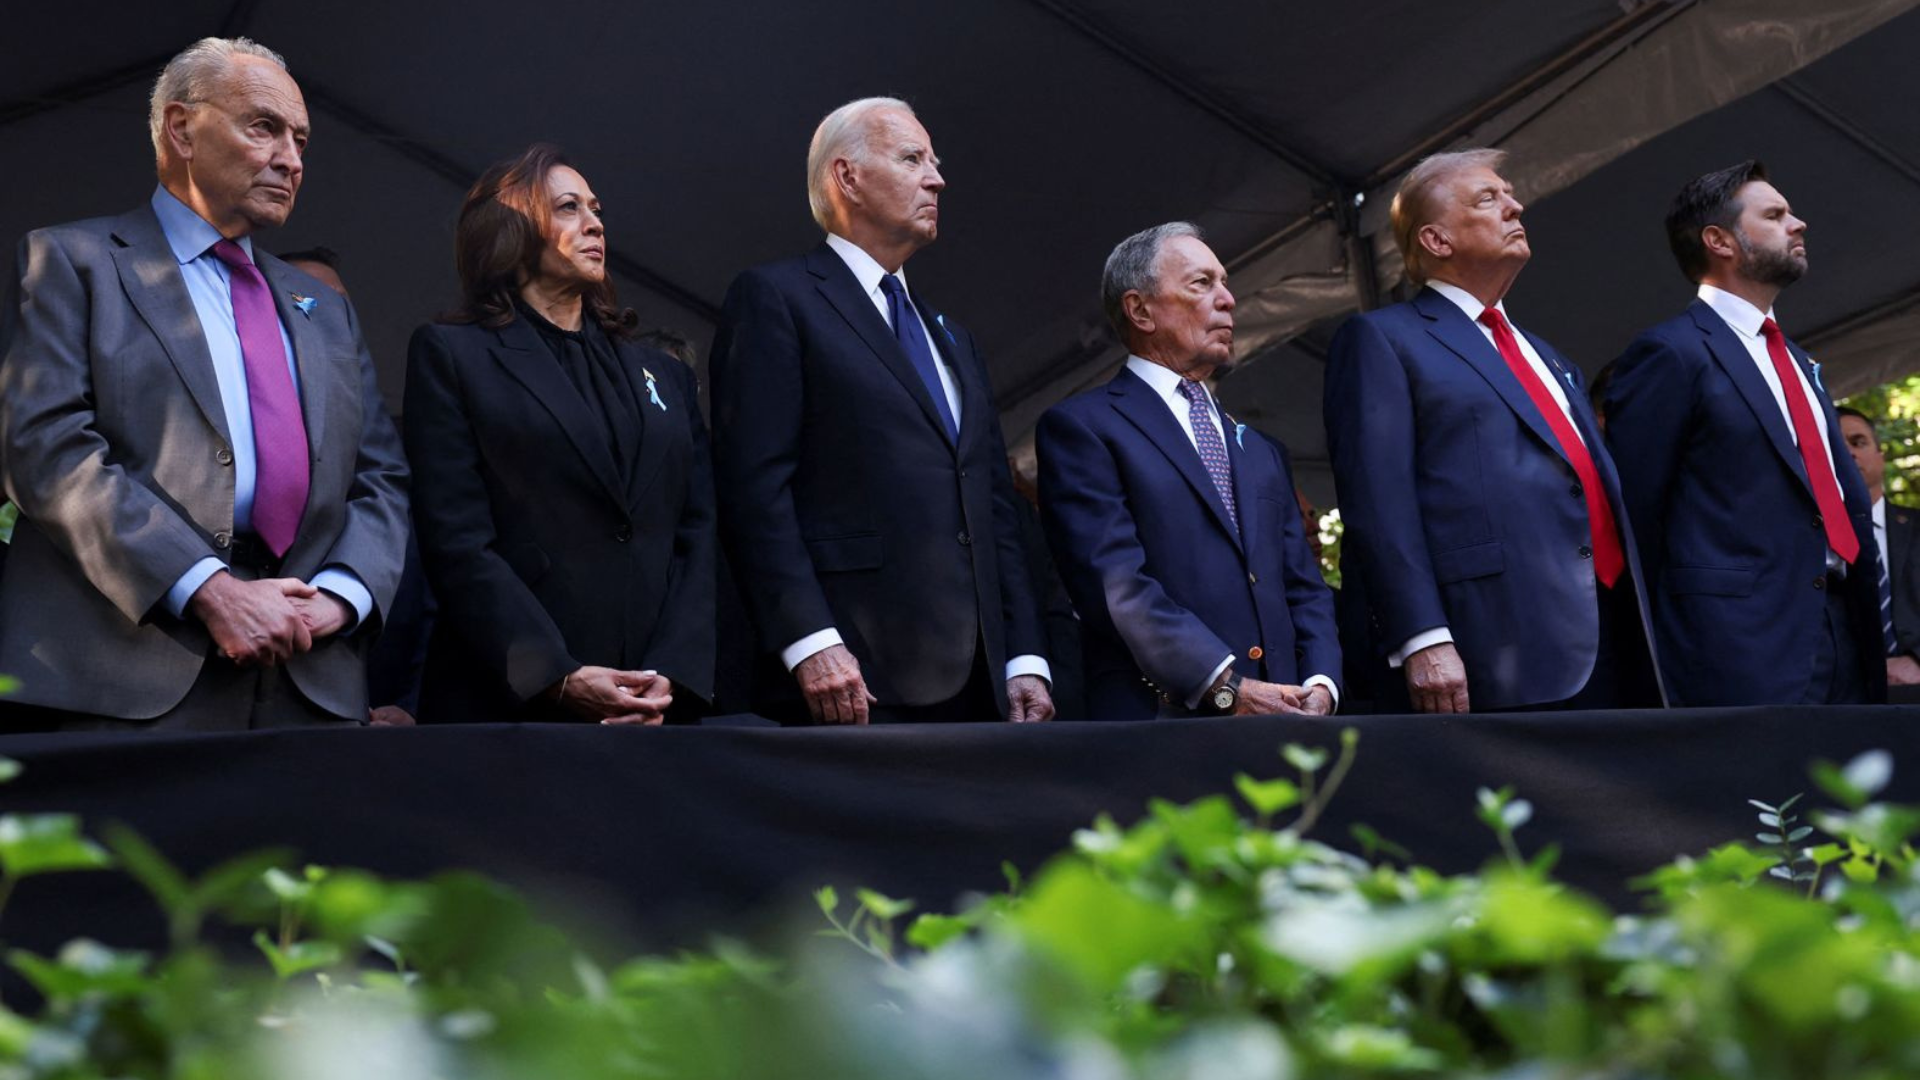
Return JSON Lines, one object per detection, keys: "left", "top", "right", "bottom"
{"left": 1325, "top": 149, "right": 1661, "bottom": 713}
{"left": 711, "top": 97, "right": 1051, "bottom": 725}
{"left": 1606, "top": 161, "right": 1882, "bottom": 706}
{"left": 1038, "top": 223, "right": 1339, "bottom": 720}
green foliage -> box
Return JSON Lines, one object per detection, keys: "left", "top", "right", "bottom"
{"left": 6, "top": 744, "right": 1920, "bottom": 1079}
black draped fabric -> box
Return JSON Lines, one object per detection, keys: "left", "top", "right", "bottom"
{"left": 1, "top": 707, "right": 1916, "bottom": 984}
{"left": 515, "top": 299, "right": 642, "bottom": 482}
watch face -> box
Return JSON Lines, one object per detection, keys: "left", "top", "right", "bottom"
{"left": 1212, "top": 688, "right": 1235, "bottom": 712}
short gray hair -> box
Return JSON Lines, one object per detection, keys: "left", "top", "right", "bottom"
{"left": 1389, "top": 147, "right": 1509, "bottom": 284}
{"left": 149, "top": 37, "right": 287, "bottom": 159}
{"left": 806, "top": 96, "right": 913, "bottom": 232}
{"left": 1101, "top": 221, "right": 1203, "bottom": 341}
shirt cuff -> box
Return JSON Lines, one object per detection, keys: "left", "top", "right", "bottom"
{"left": 1005, "top": 654, "right": 1051, "bottom": 685}
{"left": 1186, "top": 653, "right": 1236, "bottom": 709}
{"left": 1388, "top": 627, "right": 1453, "bottom": 669}
{"left": 311, "top": 567, "right": 373, "bottom": 636}
{"left": 781, "top": 628, "right": 844, "bottom": 671}
{"left": 166, "top": 557, "right": 226, "bottom": 620}
{"left": 1304, "top": 674, "right": 1340, "bottom": 713}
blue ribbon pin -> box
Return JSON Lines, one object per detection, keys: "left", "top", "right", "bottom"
{"left": 643, "top": 369, "right": 667, "bottom": 411}
{"left": 1234, "top": 422, "right": 1247, "bottom": 450}
{"left": 291, "top": 293, "right": 317, "bottom": 319}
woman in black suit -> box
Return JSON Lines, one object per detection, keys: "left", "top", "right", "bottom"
{"left": 405, "top": 144, "right": 713, "bottom": 723}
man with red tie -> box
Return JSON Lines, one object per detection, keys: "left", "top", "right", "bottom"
{"left": 1325, "top": 149, "right": 1662, "bottom": 713}
{"left": 1606, "top": 161, "right": 1883, "bottom": 705}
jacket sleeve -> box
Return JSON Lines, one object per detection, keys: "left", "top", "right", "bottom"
{"left": 1268, "top": 438, "right": 1342, "bottom": 691}
{"left": 402, "top": 324, "right": 575, "bottom": 701}
{"left": 1603, "top": 330, "right": 1700, "bottom": 586}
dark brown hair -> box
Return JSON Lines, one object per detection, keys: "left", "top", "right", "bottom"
{"left": 1666, "top": 159, "right": 1768, "bottom": 284}
{"left": 448, "top": 142, "right": 636, "bottom": 336}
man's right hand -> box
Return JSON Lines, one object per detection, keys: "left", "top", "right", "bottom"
{"left": 188, "top": 571, "right": 314, "bottom": 667}
{"left": 1233, "top": 678, "right": 1303, "bottom": 716}
{"left": 794, "top": 644, "right": 877, "bottom": 725}
{"left": 549, "top": 666, "right": 673, "bottom": 724}
{"left": 1406, "top": 642, "right": 1470, "bottom": 713}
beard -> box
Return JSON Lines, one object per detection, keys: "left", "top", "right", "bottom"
{"left": 1736, "top": 229, "right": 1807, "bottom": 288}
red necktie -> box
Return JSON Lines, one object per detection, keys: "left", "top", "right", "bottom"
{"left": 1478, "top": 308, "right": 1624, "bottom": 587}
{"left": 1761, "top": 318, "right": 1857, "bottom": 564}
{"left": 210, "top": 240, "right": 310, "bottom": 556}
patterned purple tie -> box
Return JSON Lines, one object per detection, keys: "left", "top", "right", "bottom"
{"left": 210, "top": 240, "right": 309, "bottom": 556}
{"left": 1178, "top": 379, "right": 1236, "bottom": 531}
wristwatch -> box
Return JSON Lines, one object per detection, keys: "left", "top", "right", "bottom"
{"left": 1207, "top": 670, "right": 1242, "bottom": 715}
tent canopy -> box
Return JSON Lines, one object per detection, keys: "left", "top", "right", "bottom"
{"left": 5, "top": 0, "right": 1918, "bottom": 505}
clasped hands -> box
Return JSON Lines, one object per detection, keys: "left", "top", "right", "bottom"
{"left": 1227, "top": 676, "right": 1333, "bottom": 716}
{"left": 794, "top": 644, "right": 1054, "bottom": 724}
{"left": 549, "top": 666, "right": 673, "bottom": 726}
{"left": 189, "top": 570, "right": 352, "bottom": 667}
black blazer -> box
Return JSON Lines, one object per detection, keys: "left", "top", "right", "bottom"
{"left": 403, "top": 316, "right": 715, "bottom": 722}
{"left": 1888, "top": 502, "right": 1920, "bottom": 660}
{"left": 709, "top": 242, "right": 1045, "bottom": 715}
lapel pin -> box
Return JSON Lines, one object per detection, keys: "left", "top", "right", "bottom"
{"left": 290, "top": 293, "right": 317, "bottom": 319}
{"left": 1234, "top": 422, "right": 1247, "bottom": 450}
{"left": 642, "top": 368, "right": 667, "bottom": 411}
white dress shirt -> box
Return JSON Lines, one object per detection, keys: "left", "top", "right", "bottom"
{"left": 1125, "top": 356, "right": 1338, "bottom": 711}
{"left": 1388, "top": 284, "right": 1583, "bottom": 668}
{"left": 1696, "top": 283, "right": 1845, "bottom": 570}
{"left": 779, "top": 235, "right": 1048, "bottom": 688}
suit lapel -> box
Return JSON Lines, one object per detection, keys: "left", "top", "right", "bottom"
{"left": 258, "top": 255, "right": 329, "bottom": 463}
{"left": 1109, "top": 368, "right": 1243, "bottom": 552}
{"left": 806, "top": 243, "right": 956, "bottom": 451}
{"left": 1415, "top": 288, "right": 1569, "bottom": 469}
{"left": 619, "top": 341, "right": 678, "bottom": 506}
{"left": 489, "top": 317, "right": 626, "bottom": 506}
{"left": 916, "top": 292, "right": 978, "bottom": 454}
{"left": 1892, "top": 507, "right": 1914, "bottom": 576}
{"left": 1689, "top": 300, "right": 1812, "bottom": 496}
{"left": 1223, "top": 412, "right": 1259, "bottom": 556}
{"left": 107, "top": 208, "right": 231, "bottom": 446}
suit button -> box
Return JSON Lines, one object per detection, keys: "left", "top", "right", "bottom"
{"left": 958, "top": 469, "right": 969, "bottom": 479}
{"left": 1248, "top": 646, "right": 1264, "bottom": 660}
{"left": 957, "top": 531, "right": 971, "bottom": 546}
{"left": 1570, "top": 482, "right": 1583, "bottom": 497}
{"left": 1578, "top": 545, "right": 1592, "bottom": 559}
{"left": 1814, "top": 576, "right": 1826, "bottom": 590}
{"left": 614, "top": 525, "right": 632, "bottom": 542}
{"left": 215, "top": 447, "right": 233, "bottom": 466}
{"left": 213, "top": 531, "right": 232, "bottom": 549}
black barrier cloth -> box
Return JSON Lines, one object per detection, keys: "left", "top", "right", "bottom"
{"left": 1, "top": 708, "right": 1916, "bottom": 970}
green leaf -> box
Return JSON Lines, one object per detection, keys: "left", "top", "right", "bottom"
{"left": 1842, "top": 750, "right": 1894, "bottom": 800}
{"left": 1000, "top": 861, "right": 1022, "bottom": 893}
{"left": 1010, "top": 861, "right": 1205, "bottom": 993}
{"left": 1806, "top": 842, "right": 1847, "bottom": 867}
{"left": 813, "top": 886, "right": 839, "bottom": 918}
{"left": 263, "top": 866, "right": 312, "bottom": 902}
{"left": 1282, "top": 743, "right": 1329, "bottom": 774}
{"left": 7, "top": 940, "right": 151, "bottom": 999}
{"left": 1501, "top": 799, "right": 1533, "bottom": 830}
{"left": 252, "top": 930, "right": 342, "bottom": 980}
{"left": 1233, "top": 773, "right": 1302, "bottom": 818}
{"left": 101, "top": 823, "right": 189, "bottom": 915}
{"left": 1349, "top": 823, "right": 1411, "bottom": 862}
{"left": 855, "top": 888, "right": 913, "bottom": 921}
{"left": 905, "top": 913, "right": 972, "bottom": 951}
{"left": 0, "top": 814, "right": 112, "bottom": 877}
{"left": 0, "top": 758, "right": 20, "bottom": 784}
{"left": 1812, "top": 759, "right": 1868, "bottom": 809}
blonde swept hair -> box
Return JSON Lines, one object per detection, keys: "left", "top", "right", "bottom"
{"left": 1389, "top": 148, "right": 1509, "bottom": 284}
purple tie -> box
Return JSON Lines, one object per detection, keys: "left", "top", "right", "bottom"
{"left": 1178, "top": 379, "right": 1236, "bottom": 531}
{"left": 210, "top": 240, "right": 309, "bottom": 556}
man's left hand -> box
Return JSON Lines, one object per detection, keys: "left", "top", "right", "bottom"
{"left": 290, "top": 590, "right": 354, "bottom": 640}
{"left": 1007, "top": 675, "right": 1054, "bottom": 723}
{"left": 1889, "top": 655, "right": 1920, "bottom": 686}
{"left": 1276, "top": 684, "right": 1335, "bottom": 716}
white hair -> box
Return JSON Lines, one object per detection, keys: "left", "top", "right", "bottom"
{"left": 806, "top": 96, "right": 913, "bottom": 232}
{"left": 149, "top": 37, "right": 287, "bottom": 160}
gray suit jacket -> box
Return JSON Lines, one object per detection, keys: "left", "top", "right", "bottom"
{"left": 0, "top": 204, "right": 409, "bottom": 720}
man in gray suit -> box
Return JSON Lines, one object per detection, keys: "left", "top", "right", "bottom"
{"left": 0, "top": 37, "right": 408, "bottom": 729}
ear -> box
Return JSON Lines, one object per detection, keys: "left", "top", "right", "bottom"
{"left": 831, "top": 157, "right": 861, "bottom": 208}
{"left": 1700, "top": 223, "right": 1739, "bottom": 263}
{"left": 1122, "top": 290, "right": 1154, "bottom": 336}
{"left": 163, "top": 101, "right": 197, "bottom": 161}
{"left": 1416, "top": 222, "right": 1451, "bottom": 263}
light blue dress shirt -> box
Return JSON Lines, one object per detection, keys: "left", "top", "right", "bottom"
{"left": 151, "top": 187, "right": 372, "bottom": 628}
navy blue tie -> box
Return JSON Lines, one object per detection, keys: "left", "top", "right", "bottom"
{"left": 879, "top": 274, "right": 958, "bottom": 442}
{"left": 1880, "top": 536, "right": 1900, "bottom": 656}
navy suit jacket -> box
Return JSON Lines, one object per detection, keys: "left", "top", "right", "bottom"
{"left": 1887, "top": 503, "right": 1920, "bottom": 661}
{"left": 710, "top": 242, "right": 1044, "bottom": 715}
{"left": 1605, "top": 300, "right": 1885, "bottom": 705}
{"left": 1324, "top": 287, "right": 1662, "bottom": 710}
{"left": 1037, "top": 367, "right": 1340, "bottom": 721}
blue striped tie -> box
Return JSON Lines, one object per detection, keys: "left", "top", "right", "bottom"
{"left": 1880, "top": 545, "right": 1900, "bottom": 656}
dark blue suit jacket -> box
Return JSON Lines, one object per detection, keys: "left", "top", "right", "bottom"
{"left": 1324, "top": 287, "right": 1662, "bottom": 710}
{"left": 710, "top": 242, "right": 1044, "bottom": 715}
{"left": 1605, "top": 299, "right": 1885, "bottom": 705}
{"left": 1036, "top": 367, "right": 1340, "bottom": 720}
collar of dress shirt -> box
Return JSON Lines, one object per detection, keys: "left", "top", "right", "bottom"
{"left": 1425, "top": 278, "right": 1508, "bottom": 326}
{"left": 150, "top": 185, "right": 255, "bottom": 266}
{"left": 1125, "top": 354, "right": 1208, "bottom": 408}
{"left": 1697, "top": 283, "right": 1774, "bottom": 340}
{"left": 1875, "top": 496, "right": 1887, "bottom": 533}
{"left": 825, "top": 232, "right": 909, "bottom": 301}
